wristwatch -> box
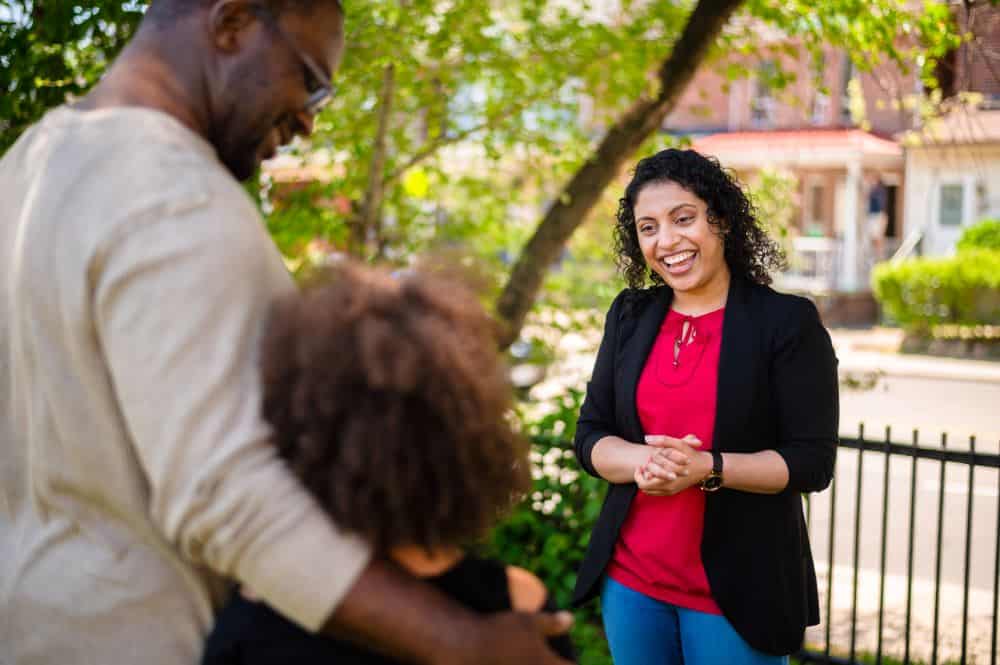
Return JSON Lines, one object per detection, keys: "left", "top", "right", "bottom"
{"left": 699, "top": 450, "right": 724, "bottom": 492}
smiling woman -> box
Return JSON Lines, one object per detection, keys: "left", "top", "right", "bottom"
{"left": 632, "top": 180, "right": 730, "bottom": 314}
{"left": 613, "top": 149, "right": 786, "bottom": 295}
{"left": 571, "top": 149, "right": 839, "bottom": 664}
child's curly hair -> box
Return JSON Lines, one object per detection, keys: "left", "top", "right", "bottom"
{"left": 260, "top": 261, "right": 530, "bottom": 554}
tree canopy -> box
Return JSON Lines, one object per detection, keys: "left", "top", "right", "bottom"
{"left": 0, "top": 1, "right": 144, "bottom": 152}
{"left": 1, "top": 0, "right": 966, "bottom": 344}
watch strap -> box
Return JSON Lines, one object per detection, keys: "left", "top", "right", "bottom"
{"left": 699, "top": 450, "right": 724, "bottom": 492}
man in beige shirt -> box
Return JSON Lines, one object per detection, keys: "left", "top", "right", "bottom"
{"left": 0, "top": 1, "right": 570, "bottom": 663}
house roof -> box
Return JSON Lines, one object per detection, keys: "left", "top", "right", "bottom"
{"left": 903, "top": 108, "right": 1000, "bottom": 148}
{"left": 691, "top": 128, "right": 903, "bottom": 170}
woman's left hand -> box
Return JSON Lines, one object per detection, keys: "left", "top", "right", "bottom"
{"left": 634, "top": 435, "right": 712, "bottom": 496}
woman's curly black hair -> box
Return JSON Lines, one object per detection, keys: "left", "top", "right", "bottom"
{"left": 613, "top": 148, "right": 786, "bottom": 289}
{"left": 259, "top": 261, "right": 530, "bottom": 554}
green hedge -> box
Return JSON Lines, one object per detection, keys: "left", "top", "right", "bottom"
{"left": 957, "top": 218, "right": 1000, "bottom": 251}
{"left": 872, "top": 248, "right": 1000, "bottom": 329}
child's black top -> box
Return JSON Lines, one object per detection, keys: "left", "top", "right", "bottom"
{"left": 202, "top": 554, "right": 576, "bottom": 664}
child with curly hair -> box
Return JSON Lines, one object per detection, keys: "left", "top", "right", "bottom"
{"left": 202, "top": 261, "right": 575, "bottom": 664}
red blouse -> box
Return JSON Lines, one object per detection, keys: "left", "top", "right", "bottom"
{"left": 606, "top": 306, "right": 725, "bottom": 614}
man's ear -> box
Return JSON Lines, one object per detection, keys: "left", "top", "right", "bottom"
{"left": 208, "top": 0, "right": 260, "bottom": 53}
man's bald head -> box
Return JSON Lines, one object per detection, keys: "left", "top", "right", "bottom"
{"left": 127, "top": 0, "right": 345, "bottom": 180}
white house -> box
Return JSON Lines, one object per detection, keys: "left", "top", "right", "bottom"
{"left": 901, "top": 107, "right": 1000, "bottom": 257}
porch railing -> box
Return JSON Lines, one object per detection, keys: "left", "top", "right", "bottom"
{"left": 778, "top": 236, "right": 840, "bottom": 293}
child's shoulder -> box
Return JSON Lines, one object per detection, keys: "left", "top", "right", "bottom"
{"left": 504, "top": 565, "right": 548, "bottom": 612}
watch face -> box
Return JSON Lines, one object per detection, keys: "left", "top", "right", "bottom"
{"left": 701, "top": 474, "right": 723, "bottom": 491}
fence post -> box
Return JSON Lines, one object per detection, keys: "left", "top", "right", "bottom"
{"left": 932, "top": 433, "right": 947, "bottom": 665}
{"left": 876, "top": 426, "right": 891, "bottom": 665}
{"left": 904, "top": 429, "right": 919, "bottom": 665}
{"left": 849, "top": 423, "right": 865, "bottom": 664}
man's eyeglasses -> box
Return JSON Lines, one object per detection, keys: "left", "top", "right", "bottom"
{"left": 252, "top": 5, "right": 334, "bottom": 116}
{"left": 295, "top": 46, "right": 335, "bottom": 116}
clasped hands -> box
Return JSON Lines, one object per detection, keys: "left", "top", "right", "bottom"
{"left": 634, "top": 434, "right": 712, "bottom": 496}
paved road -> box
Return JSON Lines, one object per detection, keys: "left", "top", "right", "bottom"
{"left": 838, "top": 361, "right": 1000, "bottom": 445}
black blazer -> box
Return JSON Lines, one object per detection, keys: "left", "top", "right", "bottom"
{"left": 572, "top": 277, "right": 839, "bottom": 656}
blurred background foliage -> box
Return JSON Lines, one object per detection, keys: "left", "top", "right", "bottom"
{"left": 1, "top": 0, "right": 963, "bottom": 338}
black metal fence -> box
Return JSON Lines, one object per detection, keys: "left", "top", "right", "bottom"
{"left": 797, "top": 426, "right": 1000, "bottom": 665}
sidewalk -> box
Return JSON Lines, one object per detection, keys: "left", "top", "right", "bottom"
{"left": 830, "top": 327, "right": 1000, "bottom": 384}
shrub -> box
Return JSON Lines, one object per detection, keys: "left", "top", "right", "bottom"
{"left": 957, "top": 218, "right": 1000, "bottom": 252}
{"left": 871, "top": 248, "right": 1000, "bottom": 330}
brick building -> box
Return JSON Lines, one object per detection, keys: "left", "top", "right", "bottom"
{"left": 665, "top": 41, "right": 915, "bottom": 299}
{"left": 664, "top": 2, "right": 999, "bottom": 316}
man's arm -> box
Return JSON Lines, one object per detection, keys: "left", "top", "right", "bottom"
{"left": 94, "top": 193, "right": 572, "bottom": 662}
{"left": 93, "top": 196, "right": 371, "bottom": 630}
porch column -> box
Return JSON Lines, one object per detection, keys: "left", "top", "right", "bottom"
{"left": 840, "top": 160, "right": 861, "bottom": 292}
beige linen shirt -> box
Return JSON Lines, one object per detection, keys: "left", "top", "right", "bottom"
{"left": 0, "top": 107, "right": 370, "bottom": 664}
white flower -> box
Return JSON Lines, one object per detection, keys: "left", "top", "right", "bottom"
{"left": 560, "top": 470, "right": 579, "bottom": 485}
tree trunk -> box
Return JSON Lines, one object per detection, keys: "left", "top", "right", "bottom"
{"left": 494, "top": 0, "right": 745, "bottom": 349}
{"left": 351, "top": 62, "right": 395, "bottom": 257}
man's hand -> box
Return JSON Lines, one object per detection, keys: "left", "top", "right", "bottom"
{"left": 634, "top": 434, "right": 712, "bottom": 496}
{"left": 438, "top": 610, "right": 574, "bottom": 665}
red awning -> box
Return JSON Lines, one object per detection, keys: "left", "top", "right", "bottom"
{"left": 691, "top": 128, "right": 902, "bottom": 170}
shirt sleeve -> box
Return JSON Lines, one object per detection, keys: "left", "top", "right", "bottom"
{"left": 771, "top": 298, "right": 840, "bottom": 494}
{"left": 91, "top": 191, "right": 370, "bottom": 632}
{"left": 574, "top": 291, "right": 625, "bottom": 478}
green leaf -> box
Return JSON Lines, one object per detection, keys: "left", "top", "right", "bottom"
{"left": 402, "top": 167, "right": 431, "bottom": 199}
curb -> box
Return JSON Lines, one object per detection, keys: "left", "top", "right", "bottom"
{"left": 836, "top": 353, "right": 1000, "bottom": 385}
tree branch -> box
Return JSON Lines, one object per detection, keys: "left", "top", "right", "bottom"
{"left": 355, "top": 62, "right": 396, "bottom": 257}
{"left": 494, "top": 0, "right": 745, "bottom": 349}
{"left": 384, "top": 117, "right": 493, "bottom": 185}
{"left": 384, "top": 91, "right": 550, "bottom": 186}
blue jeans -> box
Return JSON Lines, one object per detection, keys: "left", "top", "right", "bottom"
{"left": 600, "top": 577, "right": 789, "bottom": 665}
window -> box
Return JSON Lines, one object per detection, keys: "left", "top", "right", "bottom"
{"left": 811, "top": 93, "right": 830, "bottom": 126}
{"left": 976, "top": 181, "right": 989, "bottom": 218}
{"left": 810, "top": 184, "right": 825, "bottom": 224}
{"left": 839, "top": 56, "right": 855, "bottom": 125}
{"left": 932, "top": 47, "right": 958, "bottom": 100}
{"left": 938, "top": 184, "right": 964, "bottom": 226}
{"left": 751, "top": 60, "right": 778, "bottom": 128}
{"left": 810, "top": 53, "right": 829, "bottom": 126}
